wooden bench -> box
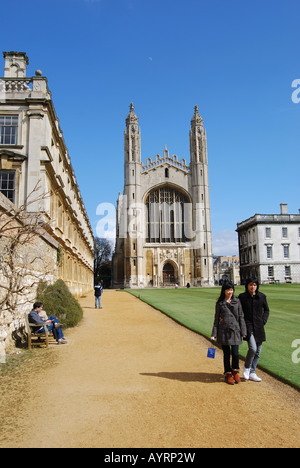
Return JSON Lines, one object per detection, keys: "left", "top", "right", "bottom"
{"left": 24, "top": 313, "right": 50, "bottom": 349}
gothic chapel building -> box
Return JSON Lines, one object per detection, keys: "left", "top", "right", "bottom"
{"left": 112, "top": 104, "right": 214, "bottom": 288}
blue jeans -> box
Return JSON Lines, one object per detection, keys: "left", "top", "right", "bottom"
{"left": 245, "top": 333, "right": 263, "bottom": 373}
{"left": 95, "top": 296, "right": 102, "bottom": 308}
{"left": 39, "top": 315, "right": 64, "bottom": 341}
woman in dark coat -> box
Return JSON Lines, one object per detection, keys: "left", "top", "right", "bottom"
{"left": 211, "top": 282, "right": 247, "bottom": 385}
{"left": 238, "top": 277, "right": 270, "bottom": 382}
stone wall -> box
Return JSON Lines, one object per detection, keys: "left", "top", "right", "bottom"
{"left": 0, "top": 193, "right": 58, "bottom": 354}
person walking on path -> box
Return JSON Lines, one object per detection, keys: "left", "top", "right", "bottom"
{"left": 94, "top": 282, "right": 103, "bottom": 309}
{"left": 211, "top": 281, "right": 247, "bottom": 385}
{"left": 238, "top": 277, "right": 270, "bottom": 382}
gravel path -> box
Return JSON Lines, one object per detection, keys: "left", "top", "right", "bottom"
{"left": 1, "top": 290, "right": 300, "bottom": 448}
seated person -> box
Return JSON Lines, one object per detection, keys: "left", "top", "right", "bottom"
{"left": 28, "top": 302, "right": 67, "bottom": 345}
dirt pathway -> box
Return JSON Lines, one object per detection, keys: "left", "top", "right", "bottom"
{"left": 1, "top": 290, "right": 300, "bottom": 448}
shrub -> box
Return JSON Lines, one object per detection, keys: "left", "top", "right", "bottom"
{"left": 36, "top": 279, "right": 83, "bottom": 328}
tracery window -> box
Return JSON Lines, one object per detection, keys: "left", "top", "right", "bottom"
{"left": 145, "top": 186, "right": 188, "bottom": 243}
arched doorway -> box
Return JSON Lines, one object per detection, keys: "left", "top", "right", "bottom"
{"left": 163, "top": 262, "right": 176, "bottom": 285}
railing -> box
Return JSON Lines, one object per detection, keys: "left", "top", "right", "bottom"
{"left": 0, "top": 76, "right": 49, "bottom": 100}
{"left": 147, "top": 276, "right": 179, "bottom": 287}
{"left": 0, "top": 78, "right": 33, "bottom": 93}
{"left": 237, "top": 212, "right": 300, "bottom": 229}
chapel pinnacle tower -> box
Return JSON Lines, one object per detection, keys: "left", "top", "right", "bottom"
{"left": 113, "top": 105, "right": 214, "bottom": 288}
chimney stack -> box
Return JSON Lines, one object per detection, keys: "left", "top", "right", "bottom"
{"left": 280, "top": 203, "right": 288, "bottom": 215}
{"left": 3, "top": 51, "right": 29, "bottom": 78}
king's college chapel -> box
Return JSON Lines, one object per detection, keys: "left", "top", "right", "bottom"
{"left": 112, "top": 104, "right": 214, "bottom": 288}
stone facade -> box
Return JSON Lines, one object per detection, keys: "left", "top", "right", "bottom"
{"left": 213, "top": 256, "right": 240, "bottom": 286}
{"left": 0, "top": 52, "right": 94, "bottom": 297}
{"left": 237, "top": 204, "right": 300, "bottom": 284}
{"left": 0, "top": 192, "right": 58, "bottom": 352}
{"left": 113, "top": 104, "right": 214, "bottom": 288}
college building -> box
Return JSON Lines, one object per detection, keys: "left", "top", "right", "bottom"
{"left": 112, "top": 104, "right": 214, "bottom": 288}
{"left": 0, "top": 51, "right": 94, "bottom": 297}
{"left": 236, "top": 203, "right": 300, "bottom": 284}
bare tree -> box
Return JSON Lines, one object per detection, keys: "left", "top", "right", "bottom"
{"left": 94, "top": 237, "right": 113, "bottom": 287}
{"left": 0, "top": 182, "right": 58, "bottom": 321}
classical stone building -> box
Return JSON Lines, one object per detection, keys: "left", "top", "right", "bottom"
{"left": 0, "top": 191, "right": 59, "bottom": 352}
{"left": 237, "top": 204, "right": 300, "bottom": 284}
{"left": 213, "top": 256, "right": 240, "bottom": 286}
{"left": 113, "top": 104, "right": 214, "bottom": 288}
{"left": 0, "top": 52, "right": 94, "bottom": 297}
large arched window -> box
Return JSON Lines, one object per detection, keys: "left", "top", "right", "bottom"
{"left": 145, "top": 186, "right": 188, "bottom": 243}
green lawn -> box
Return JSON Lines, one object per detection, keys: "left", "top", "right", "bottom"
{"left": 126, "top": 284, "right": 300, "bottom": 389}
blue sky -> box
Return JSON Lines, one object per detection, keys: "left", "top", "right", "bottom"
{"left": 1, "top": 0, "right": 300, "bottom": 255}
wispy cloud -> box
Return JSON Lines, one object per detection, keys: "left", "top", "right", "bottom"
{"left": 212, "top": 230, "right": 239, "bottom": 257}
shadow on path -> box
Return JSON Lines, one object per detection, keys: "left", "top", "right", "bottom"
{"left": 140, "top": 371, "right": 224, "bottom": 384}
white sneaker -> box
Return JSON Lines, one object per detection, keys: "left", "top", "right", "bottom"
{"left": 249, "top": 373, "right": 262, "bottom": 382}
{"left": 243, "top": 368, "right": 251, "bottom": 380}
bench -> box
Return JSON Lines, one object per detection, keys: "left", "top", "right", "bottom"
{"left": 24, "top": 313, "right": 50, "bottom": 349}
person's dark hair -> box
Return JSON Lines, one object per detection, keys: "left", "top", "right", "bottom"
{"left": 33, "top": 302, "right": 43, "bottom": 310}
{"left": 245, "top": 277, "right": 259, "bottom": 291}
{"left": 217, "top": 281, "right": 235, "bottom": 303}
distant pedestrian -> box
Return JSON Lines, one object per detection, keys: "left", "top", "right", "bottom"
{"left": 94, "top": 282, "right": 103, "bottom": 309}
{"left": 211, "top": 281, "right": 247, "bottom": 385}
{"left": 239, "top": 277, "right": 270, "bottom": 382}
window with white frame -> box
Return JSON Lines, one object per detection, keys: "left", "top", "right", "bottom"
{"left": 285, "top": 266, "right": 291, "bottom": 277}
{"left": 268, "top": 266, "right": 274, "bottom": 277}
{"left": 282, "top": 227, "right": 288, "bottom": 238}
{"left": 265, "top": 227, "right": 271, "bottom": 238}
{"left": 0, "top": 115, "right": 18, "bottom": 145}
{"left": 283, "top": 245, "right": 289, "bottom": 259}
{"left": 266, "top": 245, "right": 272, "bottom": 259}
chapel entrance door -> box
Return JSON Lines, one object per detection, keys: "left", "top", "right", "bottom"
{"left": 163, "top": 262, "right": 176, "bottom": 285}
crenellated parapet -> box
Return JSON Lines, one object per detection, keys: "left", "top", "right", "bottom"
{"left": 142, "top": 146, "right": 190, "bottom": 174}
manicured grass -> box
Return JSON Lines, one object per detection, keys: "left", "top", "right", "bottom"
{"left": 126, "top": 284, "right": 300, "bottom": 389}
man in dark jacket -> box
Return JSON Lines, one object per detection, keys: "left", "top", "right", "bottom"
{"left": 239, "top": 277, "right": 270, "bottom": 382}
{"left": 94, "top": 282, "right": 103, "bottom": 309}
